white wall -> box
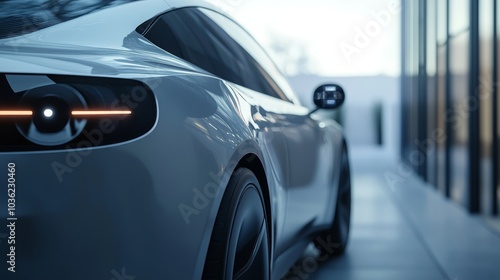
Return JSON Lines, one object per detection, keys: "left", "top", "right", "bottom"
{"left": 288, "top": 75, "right": 400, "bottom": 157}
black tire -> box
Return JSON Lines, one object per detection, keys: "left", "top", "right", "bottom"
{"left": 315, "top": 145, "right": 351, "bottom": 257}
{"left": 202, "top": 168, "right": 270, "bottom": 280}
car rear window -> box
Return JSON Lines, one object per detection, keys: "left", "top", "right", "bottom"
{"left": 0, "top": 0, "right": 142, "bottom": 39}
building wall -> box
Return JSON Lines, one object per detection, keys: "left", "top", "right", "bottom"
{"left": 289, "top": 74, "right": 400, "bottom": 155}
{"left": 401, "top": 0, "right": 499, "bottom": 215}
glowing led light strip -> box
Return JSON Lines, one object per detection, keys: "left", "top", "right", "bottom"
{"left": 71, "top": 110, "right": 132, "bottom": 117}
{"left": 0, "top": 110, "right": 33, "bottom": 116}
{"left": 0, "top": 110, "right": 131, "bottom": 117}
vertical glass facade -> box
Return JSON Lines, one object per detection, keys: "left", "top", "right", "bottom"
{"left": 401, "top": 0, "right": 499, "bottom": 215}
{"left": 448, "top": 0, "right": 470, "bottom": 208}
{"left": 427, "top": 0, "right": 438, "bottom": 187}
{"left": 436, "top": 0, "right": 448, "bottom": 195}
{"left": 496, "top": 0, "right": 500, "bottom": 215}
{"left": 479, "top": 0, "right": 494, "bottom": 214}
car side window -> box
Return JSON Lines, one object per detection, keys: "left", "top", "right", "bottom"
{"left": 141, "top": 9, "right": 219, "bottom": 78}
{"left": 143, "top": 7, "right": 295, "bottom": 103}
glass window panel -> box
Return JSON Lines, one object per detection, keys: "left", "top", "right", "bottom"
{"left": 436, "top": 45, "right": 447, "bottom": 194}
{"left": 437, "top": 0, "right": 447, "bottom": 45}
{"left": 448, "top": 0, "right": 469, "bottom": 207}
{"left": 427, "top": 0, "right": 437, "bottom": 76}
{"left": 435, "top": 0, "right": 447, "bottom": 194}
{"left": 449, "top": 0, "right": 470, "bottom": 36}
{"left": 479, "top": 0, "right": 494, "bottom": 214}
{"left": 496, "top": 0, "right": 500, "bottom": 214}
{"left": 427, "top": 0, "right": 438, "bottom": 186}
{"left": 408, "top": 0, "right": 420, "bottom": 158}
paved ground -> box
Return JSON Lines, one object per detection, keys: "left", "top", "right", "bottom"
{"left": 283, "top": 147, "right": 500, "bottom": 280}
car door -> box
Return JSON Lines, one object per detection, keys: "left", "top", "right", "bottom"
{"left": 230, "top": 84, "right": 337, "bottom": 256}
{"left": 186, "top": 9, "right": 338, "bottom": 253}
{"left": 140, "top": 6, "right": 336, "bottom": 259}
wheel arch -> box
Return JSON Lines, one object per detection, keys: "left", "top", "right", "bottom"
{"left": 234, "top": 153, "right": 274, "bottom": 261}
{"left": 200, "top": 151, "right": 274, "bottom": 279}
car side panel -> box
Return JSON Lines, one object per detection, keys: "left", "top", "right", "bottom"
{"left": 229, "top": 84, "right": 345, "bottom": 277}
{"left": 0, "top": 73, "right": 260, "bottom": 280}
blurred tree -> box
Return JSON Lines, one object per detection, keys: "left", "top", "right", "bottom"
{"left": 266, "top": 33, "right": 312, "bottom": 76}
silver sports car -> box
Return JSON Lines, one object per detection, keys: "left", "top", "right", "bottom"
{"left": 0, "top": 0, "right": 351, "bottom": 279}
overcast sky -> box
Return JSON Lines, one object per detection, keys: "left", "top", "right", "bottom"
{"left": 215, "top": 0, "right": 401, "bottom": 77}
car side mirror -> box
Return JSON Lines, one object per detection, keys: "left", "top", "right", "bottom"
{"left": 309, "top": 84, "right": 345, "bottom": 115}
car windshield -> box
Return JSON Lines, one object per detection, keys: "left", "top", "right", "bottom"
{"left": 0, "top": 0, "right": 141, "bottom": 39}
